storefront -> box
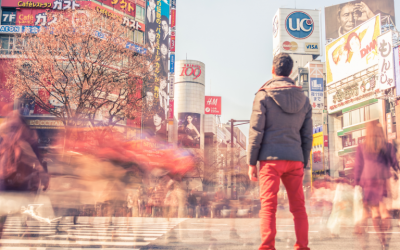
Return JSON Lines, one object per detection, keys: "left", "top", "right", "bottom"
{"left": 327, "top": 65, "right": 384, "bottom": 178}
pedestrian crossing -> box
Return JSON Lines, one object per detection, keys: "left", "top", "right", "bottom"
{"left": 0, "top": 216, "right": 187, "bottom": 249}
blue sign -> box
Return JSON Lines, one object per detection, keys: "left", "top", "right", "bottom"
{"left": 23, "top": 26, "right": 40, "bottom": 34}
{"left": 310, "top": 78, "right": 323, "bottom": 92}
{"left": 170, "top": 54, "right": 175, "bottom": 73}
{"left": 0, "top": 25, "right": 22, "bottom": 33}
{"left": 285, "top": 11, "right": 314, "bottom": 39}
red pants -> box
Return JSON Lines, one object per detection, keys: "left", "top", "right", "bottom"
{"left": 259, "top": 160, "right": 309, "bottom": 250}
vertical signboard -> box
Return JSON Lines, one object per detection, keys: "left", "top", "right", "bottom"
{"left": 170, "top": 31, "right": 176, "bottom": 52}
{"left": 171, "top": 9, "right": 176, "bottom": 29}
{"left": 170, "top": 53, "right": 175, "bottom": 73}
{"left": 205, "top": 96, "right": 222, "bottom": 115}
{"left": 308, "top": 63, "right": 324, "bottom": 111}
{"left": 378, "top": 30, "right": 395, "bottom": 90}
{"left": 169, "top": 76, "right": 175, "bottom": 98}
{"left": 168, "top": 99, "right": 174, "bottom": 120}
{"left": 395, "top": 47, "right": 400, "bottom": 97}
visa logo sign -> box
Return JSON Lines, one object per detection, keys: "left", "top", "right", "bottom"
{"left": 307, "top": 44, "right": 318, "bottom": 49}
{"left": 305, "top": 43, "right": 320, "bottom": 53}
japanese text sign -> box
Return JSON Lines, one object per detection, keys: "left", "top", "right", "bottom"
{"left": 378, "top": 30, "right": 395, "bottom": 90}
{"left": 205, "top": 96, "right": 222, "bottom": 115}
{"left": 308, "top": 63, "right": 324, "bottom": 111}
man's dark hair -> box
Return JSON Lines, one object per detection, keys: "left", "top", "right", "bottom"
{"left": 273, "top": 53, "right": 293, "bottom": 77}
{"left": 161, "top": 15, "right": 169, "bottom": 25}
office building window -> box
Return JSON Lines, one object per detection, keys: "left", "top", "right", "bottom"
{"left": 135, "top": 30, "right": 144, "bottom": 45}
{"left": 136, "top": 5, "right": 145, "bottom": 21}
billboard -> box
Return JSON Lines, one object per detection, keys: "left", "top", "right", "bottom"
{"left": 272, "top": 9, "right": 320, "bottom": 56}
{"left": 178, "top": 113, "right": 201, "bottom": 148}
{"left": 205, "top": 96, "right": 222, "bottom": 115}
{"left": 308, "top": 63, "right": 324, "bottom": 111}
{"left": 378, "top": 30, "right": 395, "bottom": 90}
{"left": 326, "top": 15, "right": 381, "bottom": 85}
{"left": 325, "top": 0, "right": 395, "bottom": 41}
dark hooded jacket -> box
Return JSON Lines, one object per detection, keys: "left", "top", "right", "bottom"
{"left": 247, "top": 77, "right": 313, "bottom": 167}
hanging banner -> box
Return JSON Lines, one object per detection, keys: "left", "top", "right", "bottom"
{"left": 171, "top": 9, "right": 176, "bottom": 29}
{"left": 394, "top": 47, "right": 400, "bottom": 97}
{"left": 170, "top": 53, "right": 175, "bottom": 73}
{"left": 308, "top": 63, "right": 324, "bottom": 111}
{"left": 378, "top": 30, "right": 395, "bottom": 90}
{"left": 171, "top": 0, "right": 176, "bottom": 9}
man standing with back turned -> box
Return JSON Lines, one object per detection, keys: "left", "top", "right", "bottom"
{"left": 248, "top": 53, "right": 313, "bottom": 250}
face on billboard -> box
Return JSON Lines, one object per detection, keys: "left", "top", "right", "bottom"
{"left": 326, "top": 15, "right": 380, "bottom": 85}
{"left": 325, "top": 0, "right": 395, "bottom": 41}
{"left": 178, "top": 113, "right": 201, "bottom": 149}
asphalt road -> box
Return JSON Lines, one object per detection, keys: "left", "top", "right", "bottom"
{"left": 1, "top": 216, "right": 399, "bottom": 250}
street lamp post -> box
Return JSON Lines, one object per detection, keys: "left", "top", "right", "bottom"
{"left": 229, "top": 119, "right": 250, "bottom": 199}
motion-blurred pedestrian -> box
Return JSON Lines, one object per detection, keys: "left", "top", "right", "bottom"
{"left": 354, "top": 121, "right": 400, "bottom": 250}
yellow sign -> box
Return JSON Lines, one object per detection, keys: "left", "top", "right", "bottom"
{"left": 18, "top": 1, "right": 52, "bottom": 8}
{"left": 29, "top": 119, "right": 64, "bottom": 129}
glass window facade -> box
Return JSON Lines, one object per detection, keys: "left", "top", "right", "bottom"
{"left": 136, "top": 5, "right": 145, "bottom": 21}
{"left": 135, "top": 30, "right": 144, "bottom": 45}
{"left": 342, "top": 102, "right": 380, "bottom": 128}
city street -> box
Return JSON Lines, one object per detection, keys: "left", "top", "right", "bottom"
{"left": 1, "top": 216, "right": 399, "bottom": 250}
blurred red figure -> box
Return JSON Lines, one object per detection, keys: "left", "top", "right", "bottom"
{"left": 354, "top": 121, "right": 400, "bottom": 250}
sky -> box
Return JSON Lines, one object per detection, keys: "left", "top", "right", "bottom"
{"left": 174, "top": 0, "right": 400, "bottom": 137}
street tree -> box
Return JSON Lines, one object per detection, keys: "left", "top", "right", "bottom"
{"left": 5, "top": 9, "right": 155, "bottom": 145}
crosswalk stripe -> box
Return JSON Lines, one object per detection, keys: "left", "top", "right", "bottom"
{"left": 1, "top": 216, "right": 187, "bottom": 249}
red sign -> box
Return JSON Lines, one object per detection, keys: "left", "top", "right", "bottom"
{"left": 205, "top": 96, "right": 221, "bottom": 115}
{"left": 324, "top": 135, "right": 328, "bottom": 147}
{"left": 171, "top": 9, "right": 176, "bottom": 28}
{"left": 168, "top": 99, "right": 174, "bottom": 119}
{"left": 170, "top": 36, "right": 176, "bottom": 52}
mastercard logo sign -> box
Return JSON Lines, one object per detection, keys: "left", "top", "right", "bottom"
{"left": 282, "top": 41, "right": 298, "bottom": 51}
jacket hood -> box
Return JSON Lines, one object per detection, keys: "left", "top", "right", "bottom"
{"left": 259, "top": 77, "right": 307, "bottom": 114}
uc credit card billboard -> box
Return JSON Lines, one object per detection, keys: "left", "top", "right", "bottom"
{"left": 272, "top": 9, "right": 320, "bottom": 56}
{"left": 325, "top": 15, "right": 381, "bottom": 85}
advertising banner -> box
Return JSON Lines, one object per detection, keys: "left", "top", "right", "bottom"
{"left": 168, "top": 99, "right": 174, "bottom": 120}
{"left": 144, "top": 0, "right": 170, "bottom": 142}
{"left": 170, "top": 53, "right": 175, "bottom": 73}
{"left": 312, "top": 149, "right": 323, "bottom": 171}
{"left": 205, "top": 96, "right": 222, "bottom": 115}
{"left": 378, "top": 30, "right": 395, "bottom": 90}
{"left": 395, "top": 47, "right": 400, "bottom": 97}
{"left": 178, "top": 112, "right": 201, "bottom": 148}
{"left": 171, "top": 0, "right": 176, "bottom": 9}
{"left": 169, "top": 75, "right": 175, "bottom": 98}
{"left": 326, "top": 15, "right": 381, "bottom": 85}
{"left": 272, "top": 9, "right": 320, "bottom": 56}
{"left": 325, "top": 0, "right": 395, "bottom": 41}
{"left": 171, "top": 9, "right": 176, "bottom": 29}
{"left": 308, "top": 63, "right": 324, "bottom": 111}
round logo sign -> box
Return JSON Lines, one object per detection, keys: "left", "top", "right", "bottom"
{"left": 282, "top": 41, "right": 298, "bottom": 51}
{"left": 273, "top": 15, "right": 279, "bottom": 38}
{"left": 285, "top": 11, "right": 314, "bottom": 40}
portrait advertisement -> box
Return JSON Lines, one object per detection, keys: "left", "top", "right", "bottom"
{"left": 178, "top": 113, "right": 201, "bottom": 149}
{"left": 325, "top": 0, "right": 395, "bottom": 41}
{"left": 326, "top": 15, "right": 380, "bottom": 85}
{"left": 143, "top": 106, "right": 167, "bottom": 142}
